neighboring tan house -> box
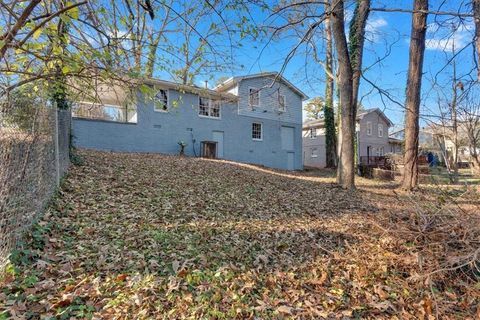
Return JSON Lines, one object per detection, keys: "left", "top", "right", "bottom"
{"left": 302, "top": 108, "right": 393, "bottom": 168}
{"left": 72, "top": 72, "right": 308, "bottom": 170}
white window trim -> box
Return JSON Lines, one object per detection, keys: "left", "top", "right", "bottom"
{"left": 198, "top": 96, "right": 221, "bottom": 119}
{"left": 310, "top": 128, "right": 317, "bottom": 139}
{"left": 311, "top": 148, "right": 318, "bottom": 158}
{"left": 248, "top": 87, "right": 260, "bottom": 108}
{"left": 378, "top": 124, "right": 384, "bottom": 137}
{"left": 153, "top": 88, "right": 169, "bottom": 113}
{"left": 366, "top": 121, "right": 372, "bottom": 136}
{"left": 278, "top": 94, "right": 286, "bottom": 112}
{"left": 252, "top": 122, "right": 263, "bottom": 141}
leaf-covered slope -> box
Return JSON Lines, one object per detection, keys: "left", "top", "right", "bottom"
{"left": 1, "top": 150, "right": 478, "bottom": 319}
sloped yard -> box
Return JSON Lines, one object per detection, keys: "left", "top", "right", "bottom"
{"left": 1, "top": 150, "right": 479, "bottom": 319}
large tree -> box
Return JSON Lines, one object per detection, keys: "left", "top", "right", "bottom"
{"left": 474, "top": 0, "right": 480, "bottom": 80}
{"left": 402, "top": 0, "right": 428, "bottom": 190}
{"left": 324, "top": 0, "right": 336, "bottom": 168}
{"left": 331, "top": 0, "right": 370, "bottom": 189}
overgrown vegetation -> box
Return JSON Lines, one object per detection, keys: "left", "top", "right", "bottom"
{"left": 1, "top": 150, "right": 478, "bottom": 318}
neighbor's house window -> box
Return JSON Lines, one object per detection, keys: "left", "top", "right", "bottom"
{"left": 375, "top": 147, "right": 384, "bottom": 156}
{"left": 378, "top": 123, "right": 383, "bottom": 137}
{"left": 252, "top": 122, "right": 262, "bottom": 140}
{"left": 310, "top": 128, "right": 317, "bottom": 138}
{"left": 311, "top": 148, "right": 318, "bottom": 158}
{"left": 154, "top": 89, "right": 168, "bottom": 112}
{"left": 199, "top": 97, "right": 221, "bottom": 118}
{"left": 249, "top": 88, "right": 259, "bottom": 108}
{"left": 72, "top": 101, "right": 137, "bottom": 123}
{"left": 278, "top": 94, "right": 286, "bottom": 112}
{"left": 366, "top": 122, "right": 372, "bottom": 135}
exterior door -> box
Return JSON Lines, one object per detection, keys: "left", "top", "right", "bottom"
{"left": 287, "top": 152, "right": 295, "bottom": 170}
{"left": 281, "top": 126, "right": 294, "bottom": 151}
{"left": 212, "top": 131, "right": 224, "bottom": 158}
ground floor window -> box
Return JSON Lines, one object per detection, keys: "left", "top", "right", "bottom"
{"left": 72, "top": 101, "right": 137, "bottom": 123}
{"left": 376, "top": 147, "right": 384, "bottom": 156}
{"left": 252, "top": 122, "right": 262, "bottom": 140}
{"left": 311, "top": 148, "right": 318, "bottom": 158}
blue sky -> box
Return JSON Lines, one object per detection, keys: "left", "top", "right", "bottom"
{"left": 199, "top": 1, "right": 477, "bottom": 127}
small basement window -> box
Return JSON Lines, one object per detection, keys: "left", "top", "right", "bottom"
{"left": 199, "top": 97, "right": 221, "bottom": 118}
{"left": 252, "top": 122, "right": 262, "bottom": 140}
{"left": 154, "top": 89, "right": 168, "bottom": 112}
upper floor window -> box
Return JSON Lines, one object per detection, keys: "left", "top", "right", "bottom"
{"left": 199, "top": 97, "right": 220, "bottom": 118}
{"left": 310, "top": 128, "right": 317, "bottom": 138}
{"left": 252, "top": 122, "right": 262, "bottom": 140}
{"left": 249, "top": 88, "right": 259, "bottom": 108}
{"left": 278, "top": 94, "right": 286, "bottom": 112}
{"left": 366, "top": 122, "right": 372, "bottom": 135}
{"left": 154, "top": 89, "right": 168, "bottom": 112}
{"left": 378, "top": 124, "right": 384, "bottom": 137}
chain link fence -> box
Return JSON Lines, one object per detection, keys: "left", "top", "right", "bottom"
{"left": 0, "top": 101, "right": 70, "bottom": 270}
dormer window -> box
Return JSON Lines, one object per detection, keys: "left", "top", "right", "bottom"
{"left": 249, "top": 88, "right": 259, "bottom": 108}
{"left": 278, "top": 94, "right": 286, "bottom": 112}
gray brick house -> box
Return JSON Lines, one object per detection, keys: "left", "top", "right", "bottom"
{"left": 72, "top": 72, "right": 308, "bottom": 170}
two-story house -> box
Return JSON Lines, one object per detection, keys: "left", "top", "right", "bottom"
{"left": 72, "top": 72, "right": 308, "bottom": 170}
{"left": 302, "top": 108, "right": 393, "bottom": 168}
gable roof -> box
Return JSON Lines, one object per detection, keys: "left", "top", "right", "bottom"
{"left": 214, "top": 72, "right": 309, "bottom": 101}
{"left": 302, "top": 118, "right": 325, "bottom": 129}
{"left": 357, "top": 108, "right": 393, "bottom": 127}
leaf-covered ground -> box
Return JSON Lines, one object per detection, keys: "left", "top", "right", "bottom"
{"left": 1, "top": 150, "right": 479, "bottom": 319}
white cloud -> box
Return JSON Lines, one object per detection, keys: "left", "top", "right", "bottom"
{"left": 425, "top": 20, "right": 474, "bottom": 51}
{"left": 365, "top": 17, "right": 388, "bottom": 42}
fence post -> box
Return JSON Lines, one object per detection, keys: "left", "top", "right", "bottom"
{"left": 54, "top": 103, "right": 60, "bottom": 188}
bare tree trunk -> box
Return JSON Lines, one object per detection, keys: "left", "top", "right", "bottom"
{"left": 402, "top": 0, "right": 428, "bottom": 191}
{"left": 324, "top": 0, "right": 337, "bottom": 168}
{"left": 349, "top": 0, "right": 370, "bottom": 115}
{"left": 331, "top": 0, "right": 355, "bottom": 189}
{"left": 450, "top": 57, "right": 459, "bottom": 183}
{"left": 474, "top": 0, "right": 480, "bottom": 80}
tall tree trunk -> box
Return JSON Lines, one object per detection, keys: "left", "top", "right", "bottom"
{"left": 324, "top": 0, "right": 337, "bottom": 168}
{"left": 145, "top": 33, "right": 161, "bottom": 77}
{"left": 474, "top": 0, "right": 480, "bottom": 80}
{"left": 349, "top": 0, "right": 370, "bottom": 116}
{"left": 331, "top": 0, "right": 355, "bottom": 189}
{"left": 402, "top": 0, "right": 428, "bottom": 191}
{"left": 450, "top": 56, "right": 459, "bottom": 183}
